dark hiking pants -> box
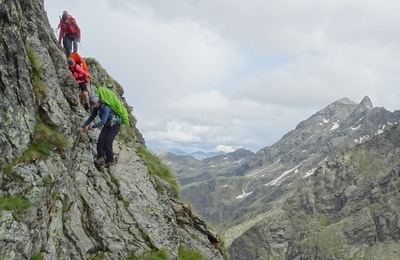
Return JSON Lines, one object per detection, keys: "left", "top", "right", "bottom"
{"left": 97, "top": 124, "right": 120, "bottom": 163}
{"left": 63, "top": 35, "right": 78, "bottom": 56}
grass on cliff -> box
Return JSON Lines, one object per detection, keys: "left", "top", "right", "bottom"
{"left": 5, "top": 122, "right": 69, "bottom": 174}
{"left": 0, "top": 196, "right": 31, "bottom": 211}
{"left": 130, "top": 249, "right": 170, "bottom": 260}
{"left": 119, "top": 125, "right": 138, "bottom": 147}
{"left": 20, "top": 123, "right": 69, "bottom": 161}
{"left": 27, "top": 48, "right": 47, "bottom": 101}
{"left": 137, "top": 146, "right": 180, "bottom": 197}
{"left": 349, "top": 149, "right": 385, "bottom": 179}
{"left": 178, "top": 247, "right": 204, "bottom": 260}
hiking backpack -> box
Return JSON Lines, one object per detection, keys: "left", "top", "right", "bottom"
{"left": 95, "top": 86, "right": 130, "bottom": 125}
{"left": 60, "top": 15, "right": 80, "bottom": 35}
{"left": 69, "top": 52, "right": 90, "bottom": 83}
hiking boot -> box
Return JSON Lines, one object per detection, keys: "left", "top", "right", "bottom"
{"left": 84, "top": 103, "right": 90, "bottom": 113}
{"left": 105, "top": 161, "right": 115, "bottom": 167}
{"left": 95, "top": 157, "right": 106, "bottom": 166}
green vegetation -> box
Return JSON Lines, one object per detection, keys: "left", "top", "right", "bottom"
{"left": 130, "top": 249, "right": 170, "bottom": 260}
{"left": 42, "top": 176, "right": 53, "bottom": 186}
{"left": 178, "top": 247, "right": 204, "bottom": 260}
{"left": 89, "top": 254, "right": 105, "bottom": 260}
{"left": 27, "top": 48, "right": 47, "bottom": 101}
{"left": 105, "top": 78, "right": 114, "bottom": 86}
{"left": 110, "top": 174, "right": 121, "bottom": 189}
{"left": 315, "top": 226, "right": 347, "bottom": 259}
{"left": 319, "top": 214, "right": 331, "bottom": 227}
{"left": 62, "top": 198, "right": 70, "bottom": 213}
{"left": 85, "top": 57, "right": 100, "bottom": 68}
{"left": 218, "top": 237, "right": 228, "bottom": 260}
{"left": 350, "top": 149, "right": 385, "bottom": 179}
{"left": 0, "top": 196, "right": 31, "bottom": 211}
{"left": 140, "top": 229, "right": 150, "bottom": 244}
{"left": 123, "top": 200, "right": 130, "bottom": 208}
{"left": 30, "top": 254, "right": 42, "bottom": 260}
{"left": 51, "top": 192, "right": 62, "bottom": 201}
{"left": 136, "top": 146, "right": 180, "bottom": 197}
{"left": 6, "top": 122, "right": 69, "bottom": 174}
{"left": 118, "top": 125, "right": 137, "bottom": 147}
{"left": 4, "top": 164, "right": 13, "bottom": 175}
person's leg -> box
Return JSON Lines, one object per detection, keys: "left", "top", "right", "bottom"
{"left": 79, "top": 83, "right": 90, "bottom": 112}
{"left": 63, "top": 36, "right": 72, "bottom": 56}
{"left": 73, "top": 37, "right": 78, "bottom": 53}
{"left": 104, "top": 125, "right": 120, "bottom": 163}
{"left": 96, "top": 126, "right": 109, "bottom": 163}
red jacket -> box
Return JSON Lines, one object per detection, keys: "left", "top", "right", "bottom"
{"left": 69, "top": 63, "right": 89, "bottom": 84}
{"left": 58, "top": 15, "right": 81, "bottom": 44}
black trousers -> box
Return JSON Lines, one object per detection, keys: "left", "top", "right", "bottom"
{"left": 97, "top": 124, "right": 120, "bottom": 163}
{"left": 63, "top": 34, "right": 78, "bottom": 56}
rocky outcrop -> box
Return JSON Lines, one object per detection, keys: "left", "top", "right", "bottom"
{"left": 0, "top": 1, "right": 223, "bottom": 259}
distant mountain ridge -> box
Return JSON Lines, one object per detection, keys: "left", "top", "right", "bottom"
{"left": 161, "top": 96, "right": 400, "bottom": 258}
{"left": 165, "top": 149, "right": 226, "bottom": 160}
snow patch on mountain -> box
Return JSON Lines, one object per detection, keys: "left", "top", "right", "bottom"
{"left": 247, "top": 166, "right": 268, "bottom": 177}
{"left": 318, "top": 157, "right": 328, "bottom": 165}
{"left": 355, "top": 135, "right": 370, "bottom": 143}
{"left": 330, "top": 122, "right": 340, "bottom": 130}
{"left": 265, "top": 164, "right": 302, "bottom": 186}
{"left": 303, "top": 168, "right": 317, "bottom": 178}
{"left": 377, "top": 125, "right": 385, "bottom": 135}
{"left": 236, "top": 190, "right": 253, "bottom": 199}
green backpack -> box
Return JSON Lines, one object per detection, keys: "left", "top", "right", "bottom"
{"left": 95, "top": 86, "right": 129, "bottom": 125}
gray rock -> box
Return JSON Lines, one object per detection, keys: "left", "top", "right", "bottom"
{"left": 0, "top": 1, "right": 224, "bottom": 259}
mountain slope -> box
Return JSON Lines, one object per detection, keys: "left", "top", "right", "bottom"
{"left": 229, "top": 123, "right": 400, "bottom": 259}
{"left": 162, "top": 95, "right": 400, "bottom": 256}
{"left": 0, "top": 1, "right": 223, "bottom": 259}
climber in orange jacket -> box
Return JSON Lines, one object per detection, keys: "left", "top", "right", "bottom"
{"left": 68, "top": 58, "right": 90, "bottom": 112}
{"left": 58, "top": 11, "right": 81, "bottom": 57}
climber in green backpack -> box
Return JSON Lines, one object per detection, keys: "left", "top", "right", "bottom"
{"left": 94, "top": 86, "right": 129, "bottom": 125}
{"left": 79, "top": 88, "right": 129, "bottom": 167}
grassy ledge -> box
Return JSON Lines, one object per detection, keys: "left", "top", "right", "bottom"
{"left": 136, "top": 146, "right": 180, "bottom": 197}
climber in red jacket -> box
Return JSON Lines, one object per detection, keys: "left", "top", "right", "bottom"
{"left": 58, "top": 11, "right": 81, "bottom": 57}
{"left": 68, "top": 58, "right": 90, "bottom": 112}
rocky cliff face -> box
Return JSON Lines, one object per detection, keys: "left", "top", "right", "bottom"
{"left": 0, "top": 1, "right": 223, "bottom": 259}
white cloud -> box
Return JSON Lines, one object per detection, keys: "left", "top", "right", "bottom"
{"left": 169, "top": 90, "right": 228, "bottom": 114}
{"left": 45, "top": 0, "right": 400, "bottom": 153}
{"left": 216, "top": 145, "right": 241, "bottom": 153}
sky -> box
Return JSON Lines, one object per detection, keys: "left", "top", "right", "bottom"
{"left": 44, "top": 0, "right": 400, "bottom": 153}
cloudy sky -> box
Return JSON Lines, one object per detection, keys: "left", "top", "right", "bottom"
{"left": 44, "top": 0, "right": 400, "bottom": 153}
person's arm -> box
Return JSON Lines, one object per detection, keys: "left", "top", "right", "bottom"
{"left": 58, "top": 22, "right": 64, "bottom": 44}
{"left": 77, "top": 24, "right": 81, "bottom": 41}
{"left": 75, "top": 64, "right": 90, "bottom": 77}
{"left": 71, "top": 19, "right": 81, "bottom": 41}
{"left": 82, "top": 109, "right": 97, "bottom": 128}
{"left": 92, "top": 105, "right": 110, "bottom": 128}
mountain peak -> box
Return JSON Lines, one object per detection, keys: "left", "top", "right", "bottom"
{"left": 349, "top": 96, "right": 373, "bottom": 118}
{"left": 358, "top": 96, "right": 373, "bottom": 110}
{"left": 333, "top": 97, "right": 357, "bottom": 106}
